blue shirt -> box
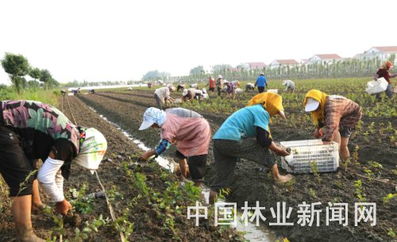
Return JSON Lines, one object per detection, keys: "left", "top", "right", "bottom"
{"left": 213, "top": 104, "right": 270, "bottom": 141}
{"left": 255, "top": 75, "right": 268, "bottom": 87}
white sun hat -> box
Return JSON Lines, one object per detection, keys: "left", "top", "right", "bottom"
{"left": 74, "top": 128, "right": 107, "bottom": 172}
{"left": 139, "top": 107, "right": 166, "bottom": 130}
{"left": 305, "top": 98, "right": 320, "bottom": 112}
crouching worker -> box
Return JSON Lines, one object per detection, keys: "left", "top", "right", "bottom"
{"left": 304, "top": 89, "right": 362, "bottom": 161}
{"left": 0, "top": 100, "right": 107, "bottom": 242}
{"left": 210, "top": 92, "right": 292, "bottom": 194}
{"left": 138, "top": 107, "right": 211, "bottom": 186}
{"left": 154, "top": 85, "right": 175, "bottom": 109}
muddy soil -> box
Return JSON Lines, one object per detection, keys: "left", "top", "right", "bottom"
{"left": 0, "top": 96, "right": 243, "bottom": 242}
{"left": 77, "top": 90, "right": 397, "bottom": 242}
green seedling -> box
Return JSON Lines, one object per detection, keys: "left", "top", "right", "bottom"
{"left": 382, "top": 193, "right": 397, "bottom": 204}
{"left": 353, "top": 180, "right": 366, "bottom": 202}
{"left": 308, "top": 188, "right": 317, "bottom": 199}
{"left": 387, "top": 228, "right": 396, "bottom": 238}
{"left": 310, "top": 161, "right": 321, "bottom": 182}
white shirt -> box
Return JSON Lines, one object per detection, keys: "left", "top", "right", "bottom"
{"left": 154, "top": 87, "right": 170, "bottom": 101}
{"left": 283, "top": 80, "right": 295, "bottom": 89}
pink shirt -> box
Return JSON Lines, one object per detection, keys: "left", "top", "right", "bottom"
{"left": 161, "top": 113, "right": 211, "bottom": 157}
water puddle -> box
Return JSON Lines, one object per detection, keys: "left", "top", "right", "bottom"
{"left": 86, "top": 105, "right": 275, "bottom": 242}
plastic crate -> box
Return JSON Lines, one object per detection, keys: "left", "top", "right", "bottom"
{"left": 280, "top": 139, "right": 339, "bottom": 174}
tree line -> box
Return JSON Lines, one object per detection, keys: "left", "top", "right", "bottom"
{"left": 1, "top": 53, "right": 59, "bottom": 93}
{"left": 169, "top": 55, "right": 396, "bottom": 83}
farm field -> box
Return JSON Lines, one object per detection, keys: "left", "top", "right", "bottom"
{"left": 0, "top": 96, "right": 244, "bottom": 242}
{"left": 2, "top": 1, "right": 397, "bottom": 241}
{"left": 74, "top": 78, "right": 397, "bottom": 241}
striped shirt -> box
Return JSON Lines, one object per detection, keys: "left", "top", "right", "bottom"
{"left": 321, "top": 96, "right": 362, "bottom": 141}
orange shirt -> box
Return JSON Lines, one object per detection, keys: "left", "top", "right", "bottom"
{"left": 209, "top": 78, "right": 216, "bottom": 88}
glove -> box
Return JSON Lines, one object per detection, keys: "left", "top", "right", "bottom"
{"left": 55, "top": 200, "right": 72, "bottom": 215}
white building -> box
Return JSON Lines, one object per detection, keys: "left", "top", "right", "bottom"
{"left": 305, "top": 54, "right": 342, "bottom": 65}
{"left": 268, "top": 59, "right": 298, "bottom": 69}
{"left": 247, "top": 62, "right": 266, "bottom": 70}
{"left": 357, "top": 46, "right": 397, "bottom": 62}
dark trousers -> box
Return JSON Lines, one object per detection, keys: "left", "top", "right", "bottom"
{"left": 258, "top": 86, "right": 265, "bottom": 93}
{"left": 376, "top": 84, "right": 394, "bottom": 100}
{"left": 211, "top": 139, "right": 275, "bottom": 192}
{"left": 0, "top": 126, "right": 35, "bottom": 196}
{"left": 154, "top": 94, "right": 164, "bottom": 109}
{"left": 175, "top": 150, "right": 207, "bottom": 182}
{"left": 217, "top": 87, "right": 222, "bottom": 96}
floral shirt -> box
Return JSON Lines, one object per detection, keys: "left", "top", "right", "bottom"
{"left": 0, "top": 100, "right": 80, "bottom": 178}
{"left": 1, "top": 100, "right": 80, "bottom": 150}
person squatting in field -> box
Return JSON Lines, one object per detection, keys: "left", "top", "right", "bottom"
{"left": 304, "top": 89, "right": 362, "bottom": 161}
{"left": 154, "top": 85, "right": 175, "bottom": 110}
{"left": 245, "top": 82, "right": 255, "bottom": 92}
{"left": 225, "top": 80, "right": 240, "bottom": 99}
{"left": 138, "top": 107, "right": 211, "bottom": 187}
{"left": 177, "top": 83, "right": 185, "bottom": 92}
{"left": 216, "top": 75, "right": 224, "bottom": 96}
{"left": 182, "top": 88, "right": 208, "bottom": 102}
{"left": 374, "top": 60, "right": 397, "bottom": 99}
{"left": 210, "top": 92, "right": 293, "bottom": 195}
{"left": 0, "top": 100, "right": 107, "bottom": 242}
{"left": 282, "top": 80, "right": 295, "bottom": 92}
{"left": 255, "top": 73, "right": 268, "bottom": 93}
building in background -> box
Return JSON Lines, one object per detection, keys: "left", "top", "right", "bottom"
{"left": 356, "top": 46, "right": 397, "bottom": 63}
{"left": 268, "top": 59, "right": 298, "bottom": 69}
{"left": 247, "top": 62, "right": 266, "bottom": 70}
{"left": 305, "top": 54, "right": 342, "bottom": 65}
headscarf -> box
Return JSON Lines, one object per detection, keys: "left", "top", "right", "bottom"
{"left": 74, "top": 127, "right": 107, "bottom": 173}
{"left": 303, "top": 89, "right": 328, "bottom": 126}
{"left": 382, "top": 61, "right": 393, "bottom": 70}
{"left": 247, "top": 92, "right": 284, "bottom": 116}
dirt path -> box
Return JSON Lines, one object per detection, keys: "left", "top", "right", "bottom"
{"left": 76, "top": 90, "right": 397, "bottom": 242}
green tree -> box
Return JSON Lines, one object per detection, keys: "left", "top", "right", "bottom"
{"left": 29, "top": 67, "right": 42, "bottom": 80}
{"left": 142, "top": 70, "right": 161, "bottom": 81}
{"left": 39, "top": 69, "right": 54, "bottom": 89}
{"left": 27, "top": 80, "right": 40, "bottom": 89}
{"left": 142, "top": 70, "right": 170, "bottom": 81}
{"left": 1, "top": 53, "right": 30, "bottom": 93}
{"left": 189, "top": 66, "right": 205, "bottom": 75}
{"left": 212, "top": 64, "right": 232, "bottom": 73}
{"left": 388, "top": 54, "right": 396, "bottom": 64}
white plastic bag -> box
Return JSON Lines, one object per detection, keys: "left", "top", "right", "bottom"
{"left": 267, "top": 89, "right": 279, "bottom": 94}
{"left": 366, "top": 77, "right": 388, "bottom": 94}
